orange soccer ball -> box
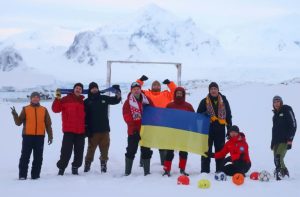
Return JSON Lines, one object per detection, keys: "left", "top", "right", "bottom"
{"left": 232, "top": 173, "right": 245, "bottom": 186}
{"left": 177, "top": 175, "right": 190, "bottom": 185}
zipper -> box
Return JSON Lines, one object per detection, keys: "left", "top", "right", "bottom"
{"left": 35, "top": 107, "right": 37, "bottom": 135}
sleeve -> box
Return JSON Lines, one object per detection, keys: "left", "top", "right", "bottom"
{"left": 104, "top": 95, "right": 121, "bottom": 105}
{"left": 136, "top": 79, "right": 144, "bottom": 86}
{"left": 122, "top": 100, "right": 134, "bottom": 124}
{"left": 44, "top": 109, "right": 53, "bottom": 140}
{"left": 167, "top": 81, "right": 177, "bottom": 99}
{"left": 13, "top": 108, "right": 26, "bottom": 126}
{"left": 215, "top": 143, "right": 229, "bottom": 159}
{"left": 52, "top": 98, "right": 62, "bottom": 113}
{"left": 223, "top": 96, "right": 232, "bottom": 128}
{"left": 197, "top": 99, "right": 206, "bottom": 114}
{"left": 286, "top": 107, "right": 297, "bottom": 141}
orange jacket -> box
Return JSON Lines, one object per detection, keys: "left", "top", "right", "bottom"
{"left": 136, "top": 79, "right": 176, "bottom": 108}
{"left": 13, "top": 104, "right": 53, "bottom": 138}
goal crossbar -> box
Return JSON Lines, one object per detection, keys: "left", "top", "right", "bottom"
{"left": 106, "top": 60, "right": 182, "bottom": 88}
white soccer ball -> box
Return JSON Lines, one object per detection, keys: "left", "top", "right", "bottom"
{"left": 259, "top": 170, "right": 271, "bottom": 182}
{"left": 214, "top": 172, "right": 227, "bottom": 181}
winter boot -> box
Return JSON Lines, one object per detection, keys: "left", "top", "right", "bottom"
{"left": 159, "top": 150, "right": 167, "bottom": 166}
{"left": 139, "top": 154, "right": 143, "bottom": 167}
{"left": 19, "top": 176, "right": 27, "bottom": 180}
{"left": 201, "top": 156, "right": 210, "bottom": 173}
{"left": 163, "top": 160, "right": 172, "bottom": 177}
{"left": 125, "top": 157, "right": 134, "bottom": 176}
{"left": 162, "top": 170, "right": 171, "bottom": 177}
{"left": 84, "top": 161, "right": 91, "bottom": 173}
{"left": 142, "top": 159, "right": 151, "bottom": 176}
{"left": 101, "top": 160, "right": 107, "bottom": 173}
{"left": 72, "top": 167, "right": 79, "bottom": 175}
{"left": 281, "top": 167, "right": 290, "bottom": 178}
{"left": 274, "top": 154, "right": 282, "bottom": 180}
{"left": 180, "top": 169, "right": 189, "bottom": 176}
{"left": 215, "top": 158, "right": 224, "bottom": 173}
{"left": 179, "top": 158, "right": 189, "bottom": 176}
{"left": 58, "top": 168, "right": 65, "bottom": 176}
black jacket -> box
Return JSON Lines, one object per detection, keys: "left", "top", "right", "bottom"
{"left": 197, "top": 93, "right": 232, "bottom": 129}
{"left": 84, "top": 92, "right": 121, "bottom": 134}
{"left": 271, "top": 105, "right": 297, "bottom": 148}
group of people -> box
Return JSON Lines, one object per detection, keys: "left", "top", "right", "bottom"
{"left": 11, "top": 75, "right": 297, "bottom": 181}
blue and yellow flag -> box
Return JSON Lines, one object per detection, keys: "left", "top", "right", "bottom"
{"left": 140, "top": 106, "right": 210, "bottom": 156}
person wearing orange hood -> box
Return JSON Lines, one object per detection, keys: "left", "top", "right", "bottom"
{"left": 137, "top": 75, "right": 177, "bottom": 165}
{"left": 162, "top": 87, "right": 195, "bottom": 177}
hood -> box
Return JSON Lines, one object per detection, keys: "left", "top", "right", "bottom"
{"left": 230, "top": 132, "right": 246, "bottom": 142}
{"left": 174, "top": 87, "right": 186, "bottom": 104}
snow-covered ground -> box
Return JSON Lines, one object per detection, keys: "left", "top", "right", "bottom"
{"left": 0, "top": 82, "right": 299, "bottom": 196}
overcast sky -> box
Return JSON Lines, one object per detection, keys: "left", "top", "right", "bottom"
{"left": 0, "top": 0, "right": 299, "bottom": 38}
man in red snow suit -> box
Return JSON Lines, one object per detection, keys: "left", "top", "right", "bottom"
{"left": 162, "top": 87, "right": 195, "bottom": 177}
{"left": 206, "top": 125, "right": 251, "bottom": 176}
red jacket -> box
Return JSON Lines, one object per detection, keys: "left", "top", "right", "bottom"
{"left": 123, "top": 93, "right": 153, "bottom": 135}
{"left": 52, "top": 93, "right": 85, "bottom": 134}
{"left": 166, "top": 87, "right": 195, "bottom": 112}
{"left": 215, "top": 133, "right": 251, "bottom": 163}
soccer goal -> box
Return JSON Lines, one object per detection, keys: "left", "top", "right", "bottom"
{"left": 106, "top": 60, "right": 182, "bottom": 88}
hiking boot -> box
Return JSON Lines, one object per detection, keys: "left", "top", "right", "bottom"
{"left": 84, "top": 161, "right": 91, "bottom": 173}
{"left": 162, "top": 170, "right": 171, "bottom": 177}
{"left": 180, "top": 169, "right": 189, "bottom": 176}
{"left": 72, "top": 167, "right": 79, "bottom": 175}
{"left": 101, "top": 160, "right": 107, "bottom": 173}
{"left": 58, "top": 169, "right": 64, "bottom": 176}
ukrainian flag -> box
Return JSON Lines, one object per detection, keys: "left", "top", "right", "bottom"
{"left": 140, "top": 106, "right": 210, "bottom": 156}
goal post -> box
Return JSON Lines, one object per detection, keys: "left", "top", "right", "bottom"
{"left": 106, "top": 60, "right": 182, "bottom": 88}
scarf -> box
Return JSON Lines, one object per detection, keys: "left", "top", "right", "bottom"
{"left": 206, "top": 94, "right": 227, "bottom": 125}
{"left": 129, "top": 93, "right": 149, "bottom": 120}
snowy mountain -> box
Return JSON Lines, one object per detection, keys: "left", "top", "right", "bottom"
{"left": 66, "top": 4, "right": 221, "bottom": 65}
{"left": 215, "top": 14, "right": 300, "bottom": 56}
{"left": 0, "top": 46, "right": 25, "bottom": 72}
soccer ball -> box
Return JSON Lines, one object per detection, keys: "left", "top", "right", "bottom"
{"left": 250, "top": 172, "right": 259, "bottom": 180}
{"left": 232, "top": 173, "right": 245, "bottom": 186}
{"left": 259, "top": 170, "right": 271, "bottom": 182}
{"left": 177, "top": 175, "right": 190, "bottom": 185}
{"left": 214, "top": 172, "right": 227, "bottom": 181}
{"left": 198, "top": 179, "right": 211, "bottom": 189}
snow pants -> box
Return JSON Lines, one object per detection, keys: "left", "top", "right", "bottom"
{"left": 19, "top": 135, "right": 45, "bottom": 179}
{"left": 57, "top": 133, "right": 85, "bottom": 170}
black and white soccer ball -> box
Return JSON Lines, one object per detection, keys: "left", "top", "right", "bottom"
{"left": 259, "top": 170, "right": 271, "bottom": 182}
{"left": 215, "top": 172, "right": 227, "bottom": 181}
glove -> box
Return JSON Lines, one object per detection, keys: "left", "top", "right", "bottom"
{"left": 139, "top": 75, "right": 148, "bottom": 82}
{"left": 10, "top": 106, "right": 17, "bottom": 116}
{"left": 55, "top": 89, "right": 61, "bottom": 99}
{"left": 112, "top": 84, "right": 121, "bottom": 92}
{"left": 287, "top": 144, "right": 292, "bottom": 150}
{"left": 112, "top": 84, "right": 121, "bottom": 95}
{"left": 48, "top": 138, "right": 53, "bottom": 145}
{"left": 204, "top": 151, "right": 215, "bottom": 158}
{"left": 162, "top": 79, "right": 171, "bottom": 85}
